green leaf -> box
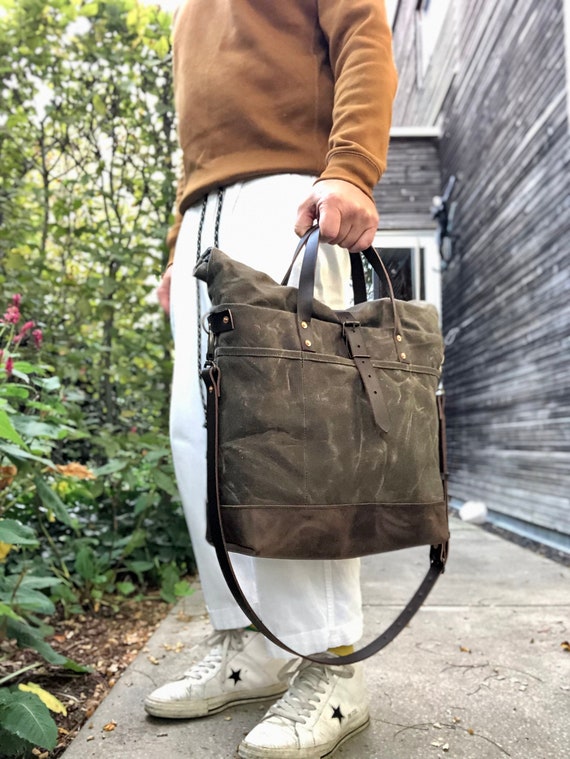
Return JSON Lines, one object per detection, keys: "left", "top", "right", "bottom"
{"left": 82, "top": 2, "right": 99, "bottom": 17}
{"left": 0, "top": 520, "right": 38, "bottom": 547}
{"left": 94, "top": 459, "right": 127, "bottom": 476}
{"left": 18, "top": 684, "right": 67, "bottom": 716}
{"left": 123, "top": 528, "right": 146, "bottom": 557}
{"left": 0, "top": 587, "right": 55, "bottom": 616}
{"left": 0, "top": 602, "right": 23, "bottom": 622}
{"left": 0, "top": 409, "right": 26, "bottom": 447}
{"left": 0, "top": 443, "right": 53, "bottom": 466}
{"left": 11, "top": 361, "right": 36, "bottom": 374}
{"left": 34, "top": 376, "right": 61, "bottom": 392}
{"left": 174, "top": 580, "right": 194, "bottom": 598}
{"left": 152, "top": 469, "right": 178, "bottom": 497}
{"left": 34, "top": 476, "right": 75, "bottom": 528}
{"left": 6, "top": 619, "right": 90, "bottom": 673}
{"left": 134, "top": 491, "right": 155, "bottom": 515}
{"left": 0, "top": 385, "right": 30, "bottom": 399}
{"left": 0, "top": 724, "right": 33, "bottom": 756}
{"left": 154, "top": 36, "right": 169, "bottom": 59}
{"left": 13, "top": 418, "right": 63, "bottom": 440}
{"left": 10, "top": 576, "right": 62, "bottom": 591}
{"left": 116, "top": 581, "right": 136, "bottom": 596}
{"left": 75, "top": 546, "right": 96, "bottom": 580}
{"left": 92, "top": 92, "right": 106, "bottom": 115}
{"left": 125, "top": 560, "right": 154, "bottom": 574}
{"left": 0, "top": 690, "right": 57, "bottom": 749}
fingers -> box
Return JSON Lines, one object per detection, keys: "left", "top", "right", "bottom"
{"left": 156, "top": 267, "right": 172, "bottom": 316}
{"left": 294, "top": 199, "right": 318, "bottom": 238}
{"left": 345, "top": 226, "right": 377, "bottom": 253}
{"left": 296, "top": 179, "right": 379, "bottom": 252}
{"left": 317, "top": 204, "right": 343, "bottom": 244}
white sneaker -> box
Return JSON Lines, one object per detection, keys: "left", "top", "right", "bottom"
{"left": 144, "top": 629, "right": 289, "bottom": 719}
{"left": 237, "top": 659, "right": 370, "bottom": 759}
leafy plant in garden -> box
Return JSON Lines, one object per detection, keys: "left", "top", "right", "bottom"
{"left": 0, "top": 0, "right": 178, "bottom": 441}
{"left": 0, "top": 292, "right": 191, "bottom": 753}
{"left": 0, "top": 293, "right": 92, "bottom": 757}
{"left": 0, "top": 1, "right": 195, "bottom": 752}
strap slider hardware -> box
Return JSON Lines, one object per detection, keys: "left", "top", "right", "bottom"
{"left": 342, "top": 320, "right": 361, "bottom": 337}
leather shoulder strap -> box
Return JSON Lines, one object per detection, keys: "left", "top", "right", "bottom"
{"left": 201, "top": 364, "right": 448, "bottom": 665}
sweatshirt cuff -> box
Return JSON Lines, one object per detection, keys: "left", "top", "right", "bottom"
{"left": 316, "top": 150, "right": 384, "bottom": 200}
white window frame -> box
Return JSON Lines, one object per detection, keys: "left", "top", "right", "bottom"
{"left": 374, "top": 231, "right": 442, "bottom": 320}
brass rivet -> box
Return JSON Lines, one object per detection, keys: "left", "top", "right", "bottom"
{"left": 305, "top": 339, "right": 312, "bottom": 347}
{"left": 208, "top": 386, "right": 214, "bottom": 393}
{"left": 400, "top": 352, "right": 407, "bottom": 360}
{"left": 396, "top": 334, "right": 402, "bottom": 342}
{"left": 222, "top": 316, "right": 230, "bottom": 324}
{"left": 301, "top": 321, "right": 308, "bottom": 329}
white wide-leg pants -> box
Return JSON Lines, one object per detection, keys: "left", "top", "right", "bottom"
{"left": 169, "top": 174, "right": 363, "bottom": 656}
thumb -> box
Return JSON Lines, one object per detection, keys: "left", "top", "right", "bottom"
{"left": 294, "top": 197, "right": 318, "bottom": 237}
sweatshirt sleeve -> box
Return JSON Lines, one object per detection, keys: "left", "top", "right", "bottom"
{"left": 316, "top": 0, "right": 398, "bottom": 197}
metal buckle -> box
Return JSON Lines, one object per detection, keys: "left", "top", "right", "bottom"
{"left": 430, "top": 543, "right": 448, "bottom": 573}
{"left": 342, "top": 320, "right": 361, "bottom": 337}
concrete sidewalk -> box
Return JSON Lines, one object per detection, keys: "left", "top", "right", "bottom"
{"left": 62, "top": 520, "right": 570, "bottom": 759}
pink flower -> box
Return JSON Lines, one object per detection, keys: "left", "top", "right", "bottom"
{"left": 32, "top": 329, "right": 43, "bottom": 349}
{"left": 5, "top": 357, "right": 13, "bottom": 376}
{"left": 13, "top": 321, "right": 35, "bottom": 344}
{"left": 12, "top": 294, "right": 21, "bottom": 307}
{"left": 2, "top": 305, "right": 20, "bottom": 325}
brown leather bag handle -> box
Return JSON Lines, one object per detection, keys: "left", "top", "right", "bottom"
{"left": 280, "top": 227, "right": 368, "bottom": 305}
{"left": 288, "top": 228, "right": 405, "bottom": 361}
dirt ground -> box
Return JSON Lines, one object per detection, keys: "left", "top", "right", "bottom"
{"left": 1, "top": 596, "right": 171, "bottom": 758}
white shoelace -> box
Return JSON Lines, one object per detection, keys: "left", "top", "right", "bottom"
{"left": 181, "top": 629, "right": 246, "bottom": 682}
{"left": 269, "top": 661, "right": 354, "bottom": 725}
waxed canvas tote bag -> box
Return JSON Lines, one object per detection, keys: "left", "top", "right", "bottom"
{"left": 195, "top": 227, "right": 449, "bottom": 663}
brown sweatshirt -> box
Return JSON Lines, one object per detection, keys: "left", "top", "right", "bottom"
{"left": 167, "top": 0, "right": 398, "bottom": 257}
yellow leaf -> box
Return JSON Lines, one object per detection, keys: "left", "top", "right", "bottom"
{"left": 0, "top": 542, "right": 13, "bottom": 561}
{"left": 126, "top": 7, "right": 139, "bottom": 27}
{"left": 154, "top": 36, "right": 170, "bottom": 59}
{"left": 19, "top": 683, "right": 68, "bottom": 716}
{"left": 82, "top": 2, "right": 99, "bottom": 17}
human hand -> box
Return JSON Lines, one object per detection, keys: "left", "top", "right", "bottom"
{"left": 156, "top": 265, "right": 173, "bottom": 316}
{"left": 295, "top": 179, "right": 379, "bottom": 252}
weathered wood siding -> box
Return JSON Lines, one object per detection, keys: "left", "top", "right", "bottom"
{"left": 375, "top": 136, "right": 440, "bottom": 230}
{"left": 392, "top": 0, "right": 457, "bottom": 126}
{"left": 389, "top": 0, "right": 570, "bottom": 537}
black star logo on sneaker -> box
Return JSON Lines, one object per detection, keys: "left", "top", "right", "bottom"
{"left": 331, "top": 705, "right": 344, "bottom": 723}
{"left": 228, "top": 669, "right": 242, "bottom": 685}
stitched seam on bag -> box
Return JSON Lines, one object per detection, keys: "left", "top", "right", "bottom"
{"left": 220, "top": 501, "right": 446, "bottom": 509}
{"left": 300, "top": 351, "right": 309, "bottom": 505}
{"left": 215, "top": 348, "right": 441, "bottom": 377}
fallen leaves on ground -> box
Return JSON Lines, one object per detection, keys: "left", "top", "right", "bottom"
{"left": 0, "top": 597, "right": 170, "bottom": 757}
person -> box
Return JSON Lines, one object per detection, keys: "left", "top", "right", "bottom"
{"left": 146, "top": 1, "right": 398, "bottom": 757}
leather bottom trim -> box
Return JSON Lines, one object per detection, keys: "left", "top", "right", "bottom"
{"left": 209, "top": 501, "right": 449, "bottom": 560}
